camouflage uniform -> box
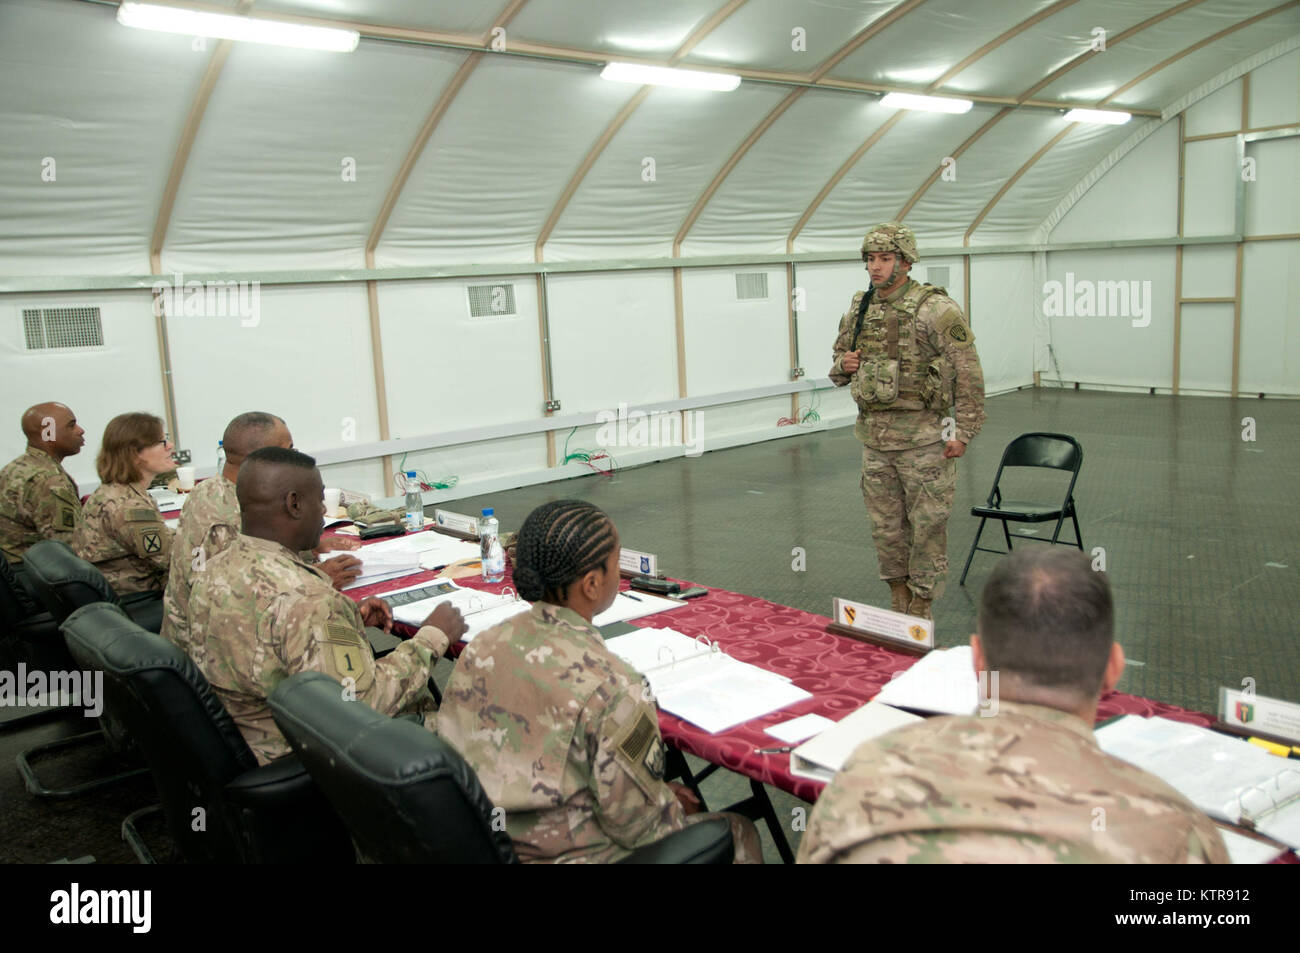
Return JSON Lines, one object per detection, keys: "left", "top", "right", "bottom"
{"left": 160, "top": 474, "right": 239, "bottom": 656}
{"left": 0, "top": 447, "right": 83, "bottom": 564}
{"left": 440, "top": 602, "right": 761, "bottom": 863}
{"left": 797, "top": 701, "right": 1230, "bottom": 864}
{"left": 72, "top": 483, "right": 172, "bottom": 595}
{"left": 829, "top": 222, "right": 986, "bottom": 603}
{"left": 187, "top": 532, "right": 448, "bottom": 765}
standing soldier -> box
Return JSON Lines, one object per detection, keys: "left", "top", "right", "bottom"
{"left": 829, "top": 222, "right": 986, "bottom": 620}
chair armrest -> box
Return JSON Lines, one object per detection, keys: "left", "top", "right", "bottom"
{"left": 618, "top": 817, "right": 733, "bottom": 865}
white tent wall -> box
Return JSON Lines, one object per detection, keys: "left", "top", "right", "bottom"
{"left": 969, "top": 254, "right": 1035, "bottom": 396}
{"left": 1042, "top": 47, "right": 1299, "bottom": 397}
{"left": 0, "top": 290, "right": 166, "bottom": 489}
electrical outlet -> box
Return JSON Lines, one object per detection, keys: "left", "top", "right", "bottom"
{"left": 545, "top": 399, "right": 562, "bottom": 412}
{"left": 790, "top": 367, "right": 805, "bottom": 379}
{"left": 174, "top": 449, "right": 192, "bottom": 465}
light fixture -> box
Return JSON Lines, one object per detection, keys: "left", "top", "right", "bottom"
{"left": 1062, "top": 108, "right": 1131, "bottom": 125}
{"left": 117, "top": 2, "right": 359, "bottom": 52}
{"left": 600, "top": 62, "right": 740, "bottom": 91}
{"left": 880, "top": 92, "right": 973, "bottom": 114}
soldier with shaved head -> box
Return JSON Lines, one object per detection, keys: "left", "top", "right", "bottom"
{"left": 798, "top": 549, "right": 1229, "bottom": 864}
{"left": 0, "top": 402, "right": 86, "bottom": 564}
{"left": 161, "top": 411, "right": 361, "bottom": 656}
{"left": 185, "top": 447, "right": 465, "bottom": 765}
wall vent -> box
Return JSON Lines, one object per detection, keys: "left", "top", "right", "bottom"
{"left": 467, "top": 283, "right": 517, "bottom": 317}
{"left": 22, "top": 307, "right": 104, "bottom": 350}
{"left": 735, "top": 272, "right": 769, "bottom": 300}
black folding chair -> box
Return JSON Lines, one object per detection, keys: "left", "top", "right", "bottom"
{"left": 959, "top": 433, "right": 1084, "bottom": 585}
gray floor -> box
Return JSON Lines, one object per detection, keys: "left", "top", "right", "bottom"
{"left": 3, "top": 388, "right": 1297, "bottom": 864}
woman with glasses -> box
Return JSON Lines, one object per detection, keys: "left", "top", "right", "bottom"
{"left": 72, "top": 412, "right": 176, "bottom": 595}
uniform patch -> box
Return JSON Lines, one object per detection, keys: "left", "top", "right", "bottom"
{"left": 60, "top": 506, "right": 76, "bottom": 528}
{"left": 947, "top": 323, "right": 969, "bottom": 343}
{"left": 643, "top": 735, "right": 666, "bottom": 780}
{"left": 617, "top": 710, "right": 657, "bottom": 767}
{"left": 323, "top": 623, "right": 373, "bottom": 691}
{"left": 126, "top": 508, "right": 156, "bottom": 522}
{"left": 140, "top": 530, "right": 162, "bottom": 554}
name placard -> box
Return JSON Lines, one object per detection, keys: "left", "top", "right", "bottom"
{"left": 831, "top": 596, "right": 934, "bottom": 652}
{"left": 434, "top": 508, "right": 480, "bottom": 537}
{"left": 1219, "top": 687, "right": 1300, "bottom": 745}
{"left": 619, "top": 548, "right": 658, "bottom": 577}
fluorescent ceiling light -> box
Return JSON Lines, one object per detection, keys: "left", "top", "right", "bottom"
{"left": 117, "top": 2, "right": 359, "bottom": 52}
{"left": 1063, "top": 108, "right": 1132, "bottom": 125}
{"left": 880, "top": 92, "right": 973, "bottom": 114}
{"left": 600, "top": 62, "right": 740, "bottom": 91}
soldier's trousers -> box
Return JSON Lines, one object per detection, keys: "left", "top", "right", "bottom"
{"left": 860, "top": 440, "right": 957, "bottom": 600}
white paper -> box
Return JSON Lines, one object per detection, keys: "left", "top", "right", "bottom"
{"left": 1217, "top": 827, "right": 1287, "bottom": 865}
{"left": 790, "top": 702, "right": 923, "bottom": 782}
{"left": 163, "top": 518, "right": 179, "bottom": 531}
{"left": 1096, "top": 715, "right": 1300, "bottom": 844}
{"left": 873, "top": 646, "right": 979, "bottom": 715}
{"left": 379, "top": 578, "right": 528, "bottom": 640}
{"left": 592, "top": 590, "right": 685, "bottom": 626}
{"left": 149, "top": 487, "right": 187, "bottom": 512}
{"left": 765, "top": 713, "right": 836, "bottom": 745}
{"left": 605, "top": 627, "right": 714, "bottom": 674}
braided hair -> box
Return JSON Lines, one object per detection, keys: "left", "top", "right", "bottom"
{"left": 513, "top": 500, "right": 617, "bottom": 604}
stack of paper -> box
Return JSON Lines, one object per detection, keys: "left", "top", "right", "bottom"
{"left": 593, "top": 590, "right": 687, "bottom": 626}
{"left": 148, "top": 487, "right": 187, "bottom": 512}
{"left": 606, "top": 627, "right": 811, "bottom": 734}
{"left": 873, "top": 646, "right": 979, "bottom": 715}
{"left": 1096, "top": 715, "right": 1300, "bottom": 849}
{"left": 790, "top": 701, "right": 923, "bottom": 783}
{"left": 379, "top": 578, "right": 529, "bottom": 641}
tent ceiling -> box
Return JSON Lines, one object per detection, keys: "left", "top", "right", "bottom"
{"left": 0, "top": 0, "right": 1296, "bottom": 275}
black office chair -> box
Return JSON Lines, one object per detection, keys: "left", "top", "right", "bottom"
{"left": 61, "top": 603, "right": 353, "bottom": 864}
{"left": 23, "top": 540, "right": 164, "bottom": 634}
{"left": 0, "top": 556, "right": 77, "bottom": 731}
{"left": 269, "top": 671, "right": 735, "bottom": 865}
{"left": 959, "top": 432, "right": 1084, "bottom": 585}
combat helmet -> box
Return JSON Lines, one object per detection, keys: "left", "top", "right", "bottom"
{"left": 861, "top": 221, "right": 918, "bottom": 264}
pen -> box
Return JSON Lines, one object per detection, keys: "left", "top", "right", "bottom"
{"left": 624, "top": 592, "right": 642, "bottom": 602}
{"left": 754, "top": 745, "right": 794, "bottom": 754}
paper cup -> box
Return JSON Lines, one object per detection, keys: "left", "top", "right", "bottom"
{"left": 323, "top": 487, "right": 342, "bottom": 516}
{"left": 176, "top": 466, "right": 196, "bottom": 491}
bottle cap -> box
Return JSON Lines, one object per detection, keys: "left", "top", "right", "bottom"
{"left": 482, "top": 508, "right": 494, "bottom": 517}
{"left": 407, "top": 471, "right": 417, "bottom": 478}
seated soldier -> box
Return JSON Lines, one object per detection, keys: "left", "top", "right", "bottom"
{"left": 439, "top": 499, "right": 763, "bottom": 864}
{"left": 798, "top": 548, "right": 1230, "bottom": 864}
{"left": 187, "top": 446, "right": 464, "bottom": 765}
{"left": 73, "top": 413, "right": 176, "bottom": 595}
{"left": 161, "top": 411, "right": 361, "bottom": 658}
{"left": 0, "top": 402, "right": 86, "bottom": 564}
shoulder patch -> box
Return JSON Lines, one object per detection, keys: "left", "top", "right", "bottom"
{"left": 59, "top": 505, "right": 77, "bottom": 529}
{"left": 126, "top": 508, "right": 157, "bottom": 522}
{"left": 617, "top": 710, "right": 656, "bottom": 766}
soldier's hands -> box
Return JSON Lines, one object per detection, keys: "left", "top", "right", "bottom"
{"left": 423, "top": 602, "right": 468, "bottom": 644}
{"left": 842, "top": 350, "right": 861, "bottom": 374}
{"left": 359, "top": 597, "right": 393, "bottom": 632}
{"left": 668, "top": 782, "right": 702, "bottom": 816}
{"left": 320, "top": 553, "right": 363, "bottom": 589}
{"left": 943, "top": 440, "right": 966, "bottom": 459}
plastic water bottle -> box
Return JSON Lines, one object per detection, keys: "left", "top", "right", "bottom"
{"left": 215, "top": 440, "right": 225, "bottom": 473}
{"left": 480, "top": 508, "right": 505, "bottom": 583}
{"left": 404, "top": 472, "right": 423, "bottom": 532}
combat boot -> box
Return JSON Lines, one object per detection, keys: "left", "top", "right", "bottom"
{"left": 887, "top": 578, "right": 911, "bottom": 614}
{"left": 908, "top": 596, "right": 932, "bottom": 620}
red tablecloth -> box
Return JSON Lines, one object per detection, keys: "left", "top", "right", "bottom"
{"left": 345, "top": 533, "right": 1217, "bottom": 804}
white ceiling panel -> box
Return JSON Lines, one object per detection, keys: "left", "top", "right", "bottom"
{"left": 376, "top": 56, "right": 634, "bottom": 266}
{"left": 543, "top": 81, "right": 789, "bottom": 260}
{"left": 163, "top": 40, "right": 467, "bottom": 272}
{"left": 0, "top": 0, "right": 204, "bottom": 274}
{"left": 507, "top": 0, "right": 723, "bottom": 57}
{"left": 257, "top": 0, "right": 504, "bottom": 36}
{"left": 685, "top": 0, "right": 901, "bottom": 75}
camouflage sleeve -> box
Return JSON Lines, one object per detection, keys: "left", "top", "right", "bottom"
{"left": 21, "top": 471, "right": 81, "bottom": 541}
{"left": 924, "top": 298, "right": 986, "bottom": 444}
{"left": 583, "top": 682, "right": 685, "bottom": 849}
{"left": 113, "top": 498, "right": 173, "bottom": 574}
{"left": 828, "top": 292, "right": 865, "bottom": 386}
{"left": 273, "top": 593, "right": 438, "bottom": 719}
